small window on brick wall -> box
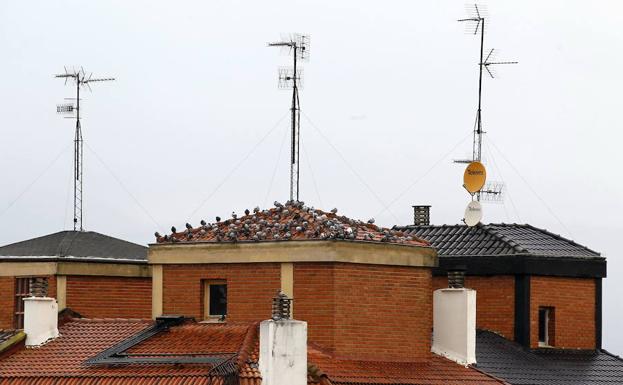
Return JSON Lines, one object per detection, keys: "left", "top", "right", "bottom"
{"left": 538, "top": 307, "right": 555, "bottom": 347}
{"left": 14, "top": 278, "right": 31, "bottom": 329}
{"left": 203, "top": 280, "right": 227, "bottom": 322}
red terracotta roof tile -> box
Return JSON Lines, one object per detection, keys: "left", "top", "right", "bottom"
{"left": 308, "top": 345, "right": 508, "bottom": 385}
{"left": 0, "top": 319, "right": 505, "bottom": 385}
{"left": 156, "top": 201, "right": 429, "bottom": 247}
{"left": 0, "top": 318, "right": 256, "bottom": 385}
{"left": 126, "top": 321, "right": 250, "bottom": 355}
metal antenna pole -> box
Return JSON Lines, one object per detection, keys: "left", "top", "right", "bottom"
{"left": 74, "top": 78, "right": 83, "bottom": 230}
{"left": 55, "top": 67, "right": 115, "bottom": 231}
{"left": 290, "top": 45, "right": 298, "bottom": 202}
{"left": 268, "top": 34, "right": 309, "bottom": 202}
{"left": 475, "top": 18, "right": 484, "bottom": 163}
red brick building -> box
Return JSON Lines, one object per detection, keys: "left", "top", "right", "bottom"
{"left": 150, "top": 202, "right": 437, "bottom": 362}
{"left": 0, "top": 230, "right": 151, "bottom": 329}
{"left": 0, "top": 202, "right": 620, "bottom": 385}
{"left": 396, "top": 221, "right": 606, "bottom": 350}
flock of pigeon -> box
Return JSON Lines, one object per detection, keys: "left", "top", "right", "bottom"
{"left": 155, "top": 201, "right": 428, "bottom": 246}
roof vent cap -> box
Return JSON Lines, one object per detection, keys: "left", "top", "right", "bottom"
{"left": 29, "top": 277, "right": 48, "bottom": 297}
{"left": 447, "top": 265, "right": 467, "bottom": 289}
{"left": 272, "top": 291, "right": 293, "bottom": 321}
{"left": 413, "top": 205, "right": 431, "bottom": 226}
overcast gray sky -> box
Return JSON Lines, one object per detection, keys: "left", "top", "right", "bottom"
{"left": 1, "top": 0, "right": 622, "bottom": 352}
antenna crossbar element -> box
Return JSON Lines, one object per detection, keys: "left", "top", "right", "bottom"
{"left": 268, "top": 34, "right": 310, "bottom": 202}
{"left": 54, "top": 67, "right": 115, "bottom": 231}
{"left": 480, "top": 181, "right": 505, "bottom": 203}
{"left": 278, "top": 67, "right": 303, "bottom": 89}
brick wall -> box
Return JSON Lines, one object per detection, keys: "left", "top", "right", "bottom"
{"left": 66, "top": 276, "right": 151, "bottom": 319}
{"left": 433, "top": 275, "right": 515, "bottom": 339}
{"left": 530, "top": 276, "right": 595, "bottom": 349}
{"left": 294, "top": 263, "right": 336, "bottom": 352}
{"left": 162, "top": 263, "right": 281, "bottom": 322}
{"left": 0, "top": 277, "right": 14, "bottom": 329}
{"left": 296, "top": 263, "right": 431, "bottom": 362}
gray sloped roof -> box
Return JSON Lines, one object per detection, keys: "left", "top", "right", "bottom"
{"left": 476, "top": 330, "right": 623, "bottom": 385}
{"left": 394, "top": 223, "right": 601, "bottom": 259}
{"left": 0, "top": 231, "right": 147, "bottom": 262}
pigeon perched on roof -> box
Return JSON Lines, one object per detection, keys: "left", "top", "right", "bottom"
{"left": 156, "top": 202, "right": 428, "bottom": 246}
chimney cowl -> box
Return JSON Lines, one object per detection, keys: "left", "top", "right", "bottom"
{"left": 271, "top": 291, "right": 293, "bottom": 321}
{"left": 447, "top": 265, "right": 467, "bottom": 289}
{"left": 29, "top": 277, "right": 49, "bottom": 297}
{"left": 412, "top": 205, "right": 431, "bottom": 226}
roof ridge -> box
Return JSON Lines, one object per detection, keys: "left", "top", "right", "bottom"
{"left": 467, "top": 363, "right": 512, "bottom": 385}
{"left": 599, "top": 349, "right": 623, "bottom": 361}
{"left": 480, "top": 224, "right": 529, "bottom": 254}
{"left": 57, "top": 231, "right": 80, "bottom": 257}
{"left": 236, "top": 321, "right": 259, "bottom": 370}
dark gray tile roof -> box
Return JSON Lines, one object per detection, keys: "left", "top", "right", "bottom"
{"left": 0, "top": 231, "right": 147, "bottom": 262}
{"left": 475, "top": 330, "right": 623, "bottom": 385}
{"left": 394, "top": 223, "right": 600, "bottom": 259}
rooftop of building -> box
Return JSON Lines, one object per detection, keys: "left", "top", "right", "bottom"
{"left": 0, "top": 316, "right": 506, "bottom": 385}
{"left": 0, "top": 230, "right": 148, "bottom": 263}
{"left": 475, "top": 330, "right": 623, "bottom": 385}
{"left": 155, "top": 201, "right": 430, "bottom": 247}
{"left": 394, "top": 223, "right": 605, "bottom": 277}
{"left": 394, "top": 223, "right": 601, "bottom": 259}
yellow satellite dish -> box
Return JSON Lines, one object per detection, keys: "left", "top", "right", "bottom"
{"left": 463, "top": 161, "right": 487, "bottom": 193}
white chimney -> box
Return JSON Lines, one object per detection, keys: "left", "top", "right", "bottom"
{"left": 432, "top": 268, "right": 476, "bottom": 366}
{"left": 24, "top": 297, "right": 59, "bottom": 346}
{"left": 259, "top": 292, "right": 307, "bottom": 385}
{"left": 23, "top": 278, "right": 59, "bottom": 347}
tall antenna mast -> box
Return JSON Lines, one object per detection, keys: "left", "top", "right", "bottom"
{"left": 456, "top": 4, "right": 517, "bottom": 201}
{"left": 268, "top": 34, "right": 310, "bottom": 202}
{"left": 55, "top": 67, "right": 115, "bottom": 231}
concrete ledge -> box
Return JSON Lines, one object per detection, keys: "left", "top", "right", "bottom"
{"left": 0, "top": 331, "right": 26, "bottom": 355}
{"left": 149, "top": 240, "right": 437, "bottom": 267}
{"left": 0, "top": 262, "right": 151, "bottom": 277}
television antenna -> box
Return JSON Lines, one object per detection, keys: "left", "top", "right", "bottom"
{"left": 454, "top": 4, "right": 516, "bottom": 212}
{"left": 268, "top": 33, "right": 310, "bottom": 202}
{"left": 55, "top": 66, "right": 115, "bottom": 231}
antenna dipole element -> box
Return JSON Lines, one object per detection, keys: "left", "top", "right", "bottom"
{"left": 268, "top": 34, "right": 309, "bottom": 202}
{"left": 55, "top": 67, "right": 115, "bottom": 231}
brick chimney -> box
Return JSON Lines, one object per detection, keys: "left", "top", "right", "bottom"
{"left": 259, "top": 291, "right": 307, "bottom": 385}
{"left": 413, "top": 205, "right": 431, "bottom": 226}
{"left": 23, "top": 278, "right": 59, "bottom": 347}
{"left": 431, "top": 268, "right": 476, "bottom": 366}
